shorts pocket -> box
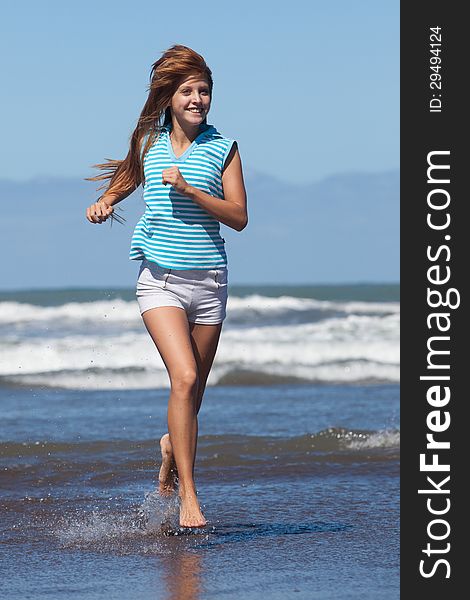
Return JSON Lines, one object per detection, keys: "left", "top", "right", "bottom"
{"left": 162, "top": 270, "right": 172, "bottom": 288}
{"left": 145, "top": 261, "right": 171, "bottom": 284}
{"left": 214, "top": 268, "right": 228, "bottom": 289}
{"left": 136, "top": 262, "right": 172, "bottom": 293}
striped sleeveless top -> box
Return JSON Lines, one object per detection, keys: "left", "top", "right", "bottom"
{"left": 129, "top": 122, "right": 236, "bottom": 269}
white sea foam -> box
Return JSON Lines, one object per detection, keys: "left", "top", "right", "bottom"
{"left": 3, "top": 361, "right": 400, "bottom": 390}
{"left": 0, "top": 295, "right": 400, "bottom": 388}
{"left": 1, "top": 312, "right": 398, "bottom": 368}
{"left": 346, "top": 430, "right": 400, "bottom": 450}
{"left": 0, "top": 295, "right": 399, "bottom": 325}
{"left": 228, "top": 294, "right": 399, "bottom": 315}
{"left": 0, "top": 299, "right": 139, "bottom": 324}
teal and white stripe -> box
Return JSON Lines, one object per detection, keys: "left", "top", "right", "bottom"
{"left": 129, "top": 123, "right": 235, "bottom": 269}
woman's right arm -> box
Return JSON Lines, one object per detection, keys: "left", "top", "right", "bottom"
{"left": 85, "top": 185, "right": 136, "bottom": 224}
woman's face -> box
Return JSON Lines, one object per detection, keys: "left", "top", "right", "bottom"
{"left": 170, "top": 75, "right": 211, "bottom": 127}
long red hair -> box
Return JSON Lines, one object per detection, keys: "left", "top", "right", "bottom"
{"left": 86, "top": 44, "right": 213, "bottom": 224}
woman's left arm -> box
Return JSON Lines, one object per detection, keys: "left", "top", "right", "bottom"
{"left": 183, "top": 144, "right": 248, "bottom": 231}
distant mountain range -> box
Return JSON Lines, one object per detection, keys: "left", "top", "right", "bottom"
{"left": 0, "top": 167, "right": 399, "bottom": 289}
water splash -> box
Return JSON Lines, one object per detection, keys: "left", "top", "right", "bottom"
{"left": 49, "top": 488, "right": 189, "bottom": 554}
{"left": 134, "top": 489, "right": 180, "bottom": 534}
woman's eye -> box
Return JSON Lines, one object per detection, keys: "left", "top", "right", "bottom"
{"left": 181, "top": 90, "right": 209, "bottom": 95}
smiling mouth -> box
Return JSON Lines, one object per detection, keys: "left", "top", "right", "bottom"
{"left": 187, "top": 108, "right": 204, "bottom": 113}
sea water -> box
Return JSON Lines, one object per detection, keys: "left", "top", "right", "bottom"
{"left": 0, "top": 284, "right": 399, "bottom": 599}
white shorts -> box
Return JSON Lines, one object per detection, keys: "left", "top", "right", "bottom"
{"left": 136, "top": 259, "right": 228, "bottom": 324}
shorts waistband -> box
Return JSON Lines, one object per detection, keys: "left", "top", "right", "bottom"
{"left": 141, "top": 259, "right": 227, "bottom": 282}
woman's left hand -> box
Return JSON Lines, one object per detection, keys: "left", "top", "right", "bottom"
{"left": 162, "top": 166, "right": 190, "bottom": 195}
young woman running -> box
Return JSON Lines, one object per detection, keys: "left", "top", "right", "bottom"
{"left": 85, "top": 45, "right": 248, "bottom": 528}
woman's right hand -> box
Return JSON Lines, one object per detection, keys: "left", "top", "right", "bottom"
{"left": 86, "top": 200, "right": 114, "bottom": 224}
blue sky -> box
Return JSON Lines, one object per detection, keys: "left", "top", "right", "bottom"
{"left": 1, "top": 0, "right": 398, "bottom": 185}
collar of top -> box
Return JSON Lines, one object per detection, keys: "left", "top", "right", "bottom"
{"left": 164, "top": 121, "right": 214, "bottom": 136}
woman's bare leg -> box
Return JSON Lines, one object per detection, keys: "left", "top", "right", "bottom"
{"left": 142, "top": 306, "right": 206, "bottom": 527}
{"left": 159, "top": 321, "right": 223, "bottom": 474}
{"left": 158, "top": 321, "right": 223, "bottom": 467}
{"left": 189, "top": 321, "right": 224, "bottom": 414}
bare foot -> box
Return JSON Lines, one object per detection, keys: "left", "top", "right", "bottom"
{"left": 178, "top": 491, "right": 207, "bottom": 528}
{"left": 158, "top": 433, "right": 178, "bottom": 496}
